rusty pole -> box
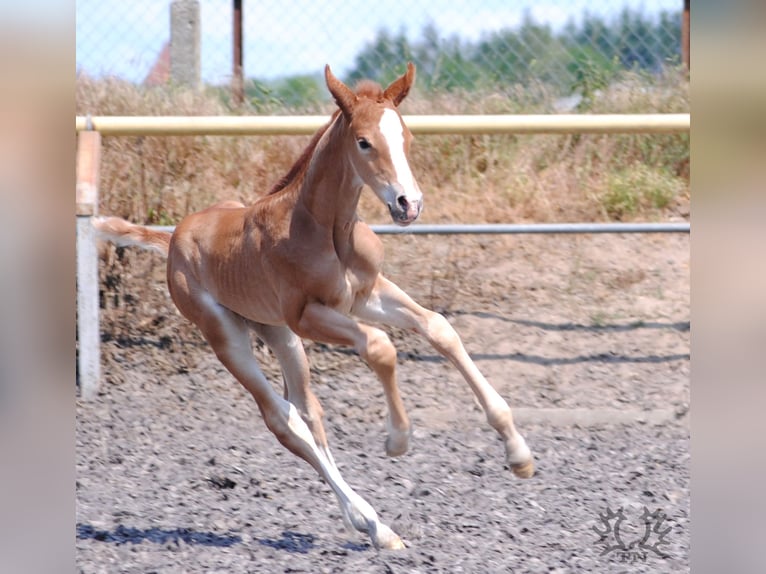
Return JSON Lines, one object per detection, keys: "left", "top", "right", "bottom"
{"left": 233, "top": 0, "right": 244, "bottom": 104}
{"left": 682, "top": 0, "right": 690, "bottom": 71}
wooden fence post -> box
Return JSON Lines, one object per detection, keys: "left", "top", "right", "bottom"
{"left": 76, "top": 129, "right": 101, "bottom": 400}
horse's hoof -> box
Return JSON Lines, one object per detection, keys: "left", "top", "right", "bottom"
{"left": 383, "top": 535, "right": 407, "bottom": 550}
{"left": 385, "top": 429, "right": 410, "bottom": 457}
{"left": 377, "top": 530, "right": 406, "bottom": 550}
{"left": 373, "top": 523, "right": 407, "bottom": 550}
{"left": 511, "top": 459, "right": 535, "bottom": 479}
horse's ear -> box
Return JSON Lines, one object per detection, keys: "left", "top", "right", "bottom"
{"left": 383, "top": 62, "right": 416, "bottom": 107}
{"left": 325, "top": 64, "right": 357, "bottom": 118}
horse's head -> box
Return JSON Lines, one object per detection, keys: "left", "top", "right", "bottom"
{"left": 325, "top": 63, "right": 423, "bottom": 226}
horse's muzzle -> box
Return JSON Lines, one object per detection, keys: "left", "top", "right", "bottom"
{"left": 389, "top": 194, "right": 422, "bottom": 226}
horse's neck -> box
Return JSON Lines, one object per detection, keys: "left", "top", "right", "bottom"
{"left": 299, "top": 116, "right": 363, "bottom": 236}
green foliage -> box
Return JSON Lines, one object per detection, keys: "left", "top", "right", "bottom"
{"left": 224, "top": 8, "right": 681, "bottom": 108}
{"left": 567, "top": 47, "right": 619, "bottom": 108}
{"left": 270, "top": 75, "right": 325, "bottom": 110}
{"left": 243, "top": 80, "right": 283, "bottom": 111}
{"left": 342, "top": 8, "right": 680, "bottom": 98}
{"left": 146, "top": 207, "right": 175, "bottom": 226}
{"left": 347, "top": 27, "right": 415, "bottom": 86}
{"left": 601, "top": 165, "right": 683, "bottom": 220}
{"left": 243, "top": 75, "right": 325, "bottom": 112}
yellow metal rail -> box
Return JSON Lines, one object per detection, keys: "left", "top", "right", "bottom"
{"left": 75, "top": 113, "right": 690, "bottom": 136}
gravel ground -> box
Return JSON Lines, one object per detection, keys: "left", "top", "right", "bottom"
{"left": 77, "top": 232, "right": 689, "bottom": 573}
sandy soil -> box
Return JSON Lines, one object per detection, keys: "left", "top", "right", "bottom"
{"left": 77, "top": 231, "right": 689, "bottom": 573}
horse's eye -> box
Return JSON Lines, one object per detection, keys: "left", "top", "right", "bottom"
{"left": 357, "top": 138, "right": 372, "bottom": 151}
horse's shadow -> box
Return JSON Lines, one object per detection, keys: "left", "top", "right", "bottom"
{"left": 255, "top": 530, "right": 369, "bottom": 554}
{"left": 76, "top": 523, "right": 242, "bottom": 547}
{"left": 257, "top": 530, "right": 316, "bottom": 553}
{"left": 76, "top": 523, "right": 370, "bottom": 554}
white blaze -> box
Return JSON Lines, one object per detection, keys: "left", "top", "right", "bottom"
{"left": 379, "top": 108, "right": 420, "bottom": 200}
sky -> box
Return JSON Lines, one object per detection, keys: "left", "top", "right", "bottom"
{"left": 76, "top": 0, "right": 681, "bottom": 84}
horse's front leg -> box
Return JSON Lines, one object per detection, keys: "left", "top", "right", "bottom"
{"left": 292, "top": 302, "right": 412, "bottom": 457}
{"left": 354, "top": 275, "right": 534, "bottom": 478}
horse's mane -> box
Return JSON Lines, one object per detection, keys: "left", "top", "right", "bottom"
{"left": 354, "top": 80, "right": 385, "bottom": 101}
{"left": 267, "top": 80, "right": 386, "bottom": 195}
{"left": 267, "top": 110, "right": 339, "bottom": 195}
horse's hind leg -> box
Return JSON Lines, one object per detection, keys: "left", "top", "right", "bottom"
{"left": 252, "top": 322, "right": 401, "bottom": 535}
{"left": 170, "top": 289, "right": 404, "bottom": 548}
{"left": 357, "top": 276, "right": 534, "bottom": 478}
{"left": 249, "top": 323, "right": 337, "bottom": 467}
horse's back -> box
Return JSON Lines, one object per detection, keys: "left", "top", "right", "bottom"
{"left": 170, "top": 201, "right": 250, "bottom": 265}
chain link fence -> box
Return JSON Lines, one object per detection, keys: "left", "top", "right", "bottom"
{"left": 76, "top": 0, "right": 684, "bottom": 108}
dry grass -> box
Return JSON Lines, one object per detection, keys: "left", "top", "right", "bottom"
{"left": 76, "top": 68, "right": 689, "bottom": 226}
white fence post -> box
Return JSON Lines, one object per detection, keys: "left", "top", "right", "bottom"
{"left": 76, "top": 130, "right": 102, "bottom": 400}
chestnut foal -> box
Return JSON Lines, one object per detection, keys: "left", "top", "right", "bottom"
{"left": 94, "top": 63, "right": 534, "bottom": 549}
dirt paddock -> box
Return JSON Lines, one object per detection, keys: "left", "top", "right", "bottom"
{"left": 76, "top": 231, "right": 690, "bottom": 573}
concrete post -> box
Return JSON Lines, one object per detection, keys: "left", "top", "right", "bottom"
{"left": 170, "top": 0, "right": 201, "bottom": 88}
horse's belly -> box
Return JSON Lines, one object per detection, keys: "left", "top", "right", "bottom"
{"left": 231, "top": 294, "right": 286, "bottom": 326}
{"left": 204, "top": 271, "right": 285, "bottom": 326}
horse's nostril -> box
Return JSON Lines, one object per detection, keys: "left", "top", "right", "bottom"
{"left": 397, "top": 195, "right": 409, "bottom": 210}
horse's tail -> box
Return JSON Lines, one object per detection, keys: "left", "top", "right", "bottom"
{"left": 92, "top": 216, "right": 171, "bottom": 257}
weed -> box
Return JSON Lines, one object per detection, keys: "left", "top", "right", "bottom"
{"left": 590, "top": 310, "right": 609, "bottom": 328}
{"left": 601, "top": 164, "right": 683, "bottom": 220}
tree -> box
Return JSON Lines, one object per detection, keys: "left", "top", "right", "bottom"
{"left": 347, "top": 27, "right": 414, "bottom": 86}
{"left": 339, "top": 8, "right": 682, "bottom": 99}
